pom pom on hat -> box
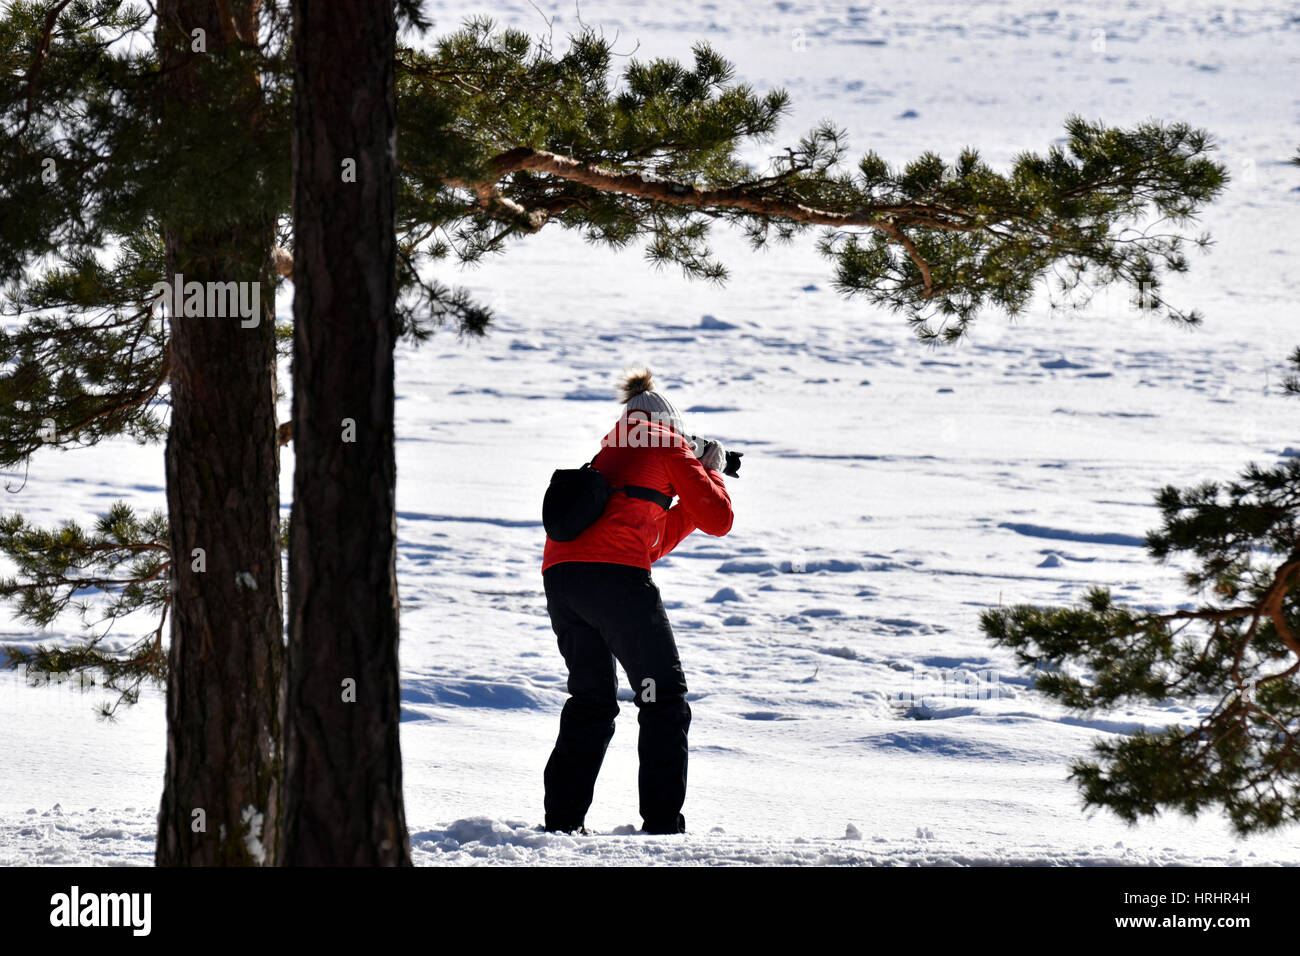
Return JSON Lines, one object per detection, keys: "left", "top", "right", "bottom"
{"left": 618, "top": 366, "right": 687, "bottom": 436}
{"left": 619, "top": 366, "right": 657, "bottom": 403}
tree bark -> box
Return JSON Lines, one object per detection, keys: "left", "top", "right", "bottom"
{"left": 282, "top": 0, "right": 409, "bottom": 865}
{"left": 155, "top": 0, "right": 284, "bottom": 866}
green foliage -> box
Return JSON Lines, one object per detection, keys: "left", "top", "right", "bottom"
{"left": 0, "top": 0, "right": 291, "bottom": 468}
{"left": 398, "top": 21, "right": 1227, "bottom": 343}
{"left": 1, "top": 1, "right": 151, "bottom": 276}
{"left": 982, "top": 587, "right": 1180, "bottom": 709}
{"left": 983, "top": 454, "right": 1300, "bottom": 834}
{"left": 1284, "top": 345, "right": 1300, "bottom": 396}
{"left": 393, "top": 20, "right": 793, "bottom": 316}
{"left": 0, "top": 500, "right": 169, "bottom": 628}
{"left": 0, "top": 236, "right": 168, "bottom": 467}
{"left": 0, "top": 500, "right": 170, "bottom": 716}
{"left": 1146, "top": 460, "right": 1300, "bottom": 595}
{"left": 824, "top": 117, "right": 1226, "bottom": 342}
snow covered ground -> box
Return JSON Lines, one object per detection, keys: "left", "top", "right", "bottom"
{"left": 3, "top": 0, "right": 1299, "bottom": 865}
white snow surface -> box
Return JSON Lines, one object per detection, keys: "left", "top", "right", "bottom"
{"left": 3, "top": 0, "right": 1300, "bottom": 865}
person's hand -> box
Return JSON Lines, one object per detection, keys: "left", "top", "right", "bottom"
{"left": 699, "top": 439, "right": 726, "bottom": 472}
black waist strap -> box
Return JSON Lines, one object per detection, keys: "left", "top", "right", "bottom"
{"left": 618, "top": 484, "right": 672, "bottom": 510}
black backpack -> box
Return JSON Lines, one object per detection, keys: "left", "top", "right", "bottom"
{"left": 543, "top": 457, "right": 672, "bottom": 542}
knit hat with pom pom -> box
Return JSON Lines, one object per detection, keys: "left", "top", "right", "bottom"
{"left": 619, "top": 367, "right": 688, "bottom": 439}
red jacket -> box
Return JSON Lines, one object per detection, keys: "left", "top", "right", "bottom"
{"left": 542, "top": 413, "right": 734, "bottom": 572}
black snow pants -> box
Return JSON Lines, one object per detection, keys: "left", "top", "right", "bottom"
{"left": 542, "top": 561, "right": 691, "bottom": 834}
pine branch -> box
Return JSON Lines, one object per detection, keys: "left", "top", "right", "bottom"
{"left": 1284, "top": 345, "right": 1300, "bottom": 396}
{"left": 14, "top": 0, "right": 75, "bottom": 142}
{"left": 0, "top": 499, "right": 173, "bottom": 713}
{"left": 983, "top": 450, "right": 1300, "bottom": 833}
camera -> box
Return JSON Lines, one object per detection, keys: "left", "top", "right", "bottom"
{"left": 688, "top": 434, "right": 743, "bottom": 478}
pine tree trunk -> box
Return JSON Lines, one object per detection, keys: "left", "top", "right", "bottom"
{"left": 154, "top": 0, "right": 284, "bottom": 866}
{"left": 281, "top": 0, "right": 410, "bottom": 865}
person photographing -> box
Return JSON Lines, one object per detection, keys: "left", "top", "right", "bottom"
{"left": 540, "top": 368, "right": 735, "bottom": 835}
